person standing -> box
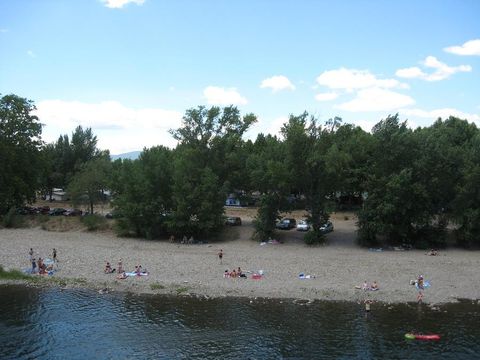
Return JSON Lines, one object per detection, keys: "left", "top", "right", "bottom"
{"left": 31, "top": 257, "right": 37, "bottom": 273}
{"left": 218, "top": 249, "right": 223, "bottom": 264}
{"left": 52, "top": 248, "right": 57, "bottom": 262}
{"left": 118, "top": 259, "right": 123, "bottom": 274}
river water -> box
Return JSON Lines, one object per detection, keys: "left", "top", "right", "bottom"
{"left": 0, "top": 285, "right": 479, "bottom": 359}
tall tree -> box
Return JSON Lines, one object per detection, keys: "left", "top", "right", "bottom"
{"left": 0, "top": 94, "right": 43, "bottom": 214}
{"left": 169, "top": 106, "right": 256, "bottom": 238}
{"left": 68, "top": 157, "right": 112, "bottom": 215}
{"left": 111, "top": 146, "right": 174, "bottom": 239}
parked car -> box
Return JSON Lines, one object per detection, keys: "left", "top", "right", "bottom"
{"left": 64, "top": 208, "right": 82, "bottom": 216}
{"left": 276, "top": 218, "right": 297, "bottom": 230}
{"left": 16, "top": 206, "right": 36, "bottom": 215}
{"left": 36, "top": 206, "right": 50, "bottom": 215}
{"left": 49, "top": 208, "right": 66, "bottom": 216}
{"left": 225, "top": 216, "right": 242, "bottom": 226}
{"left": 320, "top": 221, "right": 334, "bottom": 234}
{"left": 296, "top": 220, "right": 310, "bottom": 231}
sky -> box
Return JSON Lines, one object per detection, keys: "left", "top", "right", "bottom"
{"left": 1, "top": 0, "right": 479, "bottom": 154}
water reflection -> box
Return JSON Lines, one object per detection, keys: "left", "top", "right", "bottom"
{"left": 0, "top": 285, "right": 479, "bottom": 359}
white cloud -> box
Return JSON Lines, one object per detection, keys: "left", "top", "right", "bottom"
{"left": 260, "top": 75, "right": 295, "bottom": 92}
{"left": 101, "top": 0, "right": 145, "bottom": 9}
{"left": 27, "top": 50, "right": 36, "bottom": 58}
{"left": 395, "top": 67, "right": 425, "bottom": 79}
{"left": 314, "top": 92, "right": 338, "bottom": 102}
{"left": 396, "top": 56, "right": 471, "bottom": 81}
{"left": 444, "top": 39, "right": 480, "bottom": 56}
{"left": 401, "top": 108, "right": 480, "bottom": 124}
{"left": 34, "top": 100, "right": 182, "bottom": 153}
{"left": 336, "top": 87, "right": 415, "bottom": 112}
{"left": 316, "top": 68, "right": 406, "bottom": 91}
{"left": 203, "top": 86, "right": 247, "bottom": 105}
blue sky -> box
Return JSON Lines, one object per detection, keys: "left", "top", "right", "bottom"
{"left": 1, "top": 0, "right": 479, "bottom": 154}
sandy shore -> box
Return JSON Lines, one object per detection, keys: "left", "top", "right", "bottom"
{"left": 1, "top": 211, "right": 479, "bottom": 304}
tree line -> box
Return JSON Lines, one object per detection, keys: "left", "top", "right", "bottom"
{"left": 1, "top": 93, "right": 479, "bottom": 248}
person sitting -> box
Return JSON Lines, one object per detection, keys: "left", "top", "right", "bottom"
{"left": 427, "top": 249, "right": 438, "bottom": 256}
{"left": 370, "top": 281, "right": 379, "bottom": 290}
{"left": 117, "top": 271, "right": 127, "bottom": 280}
{"left": 362, "top": 280, "right": 368, "bottom": 290}
{"left": 230, "top": 269, "right": 237, "bottom": 278}
{"left": 104, "top": 262, "right": 115, "bottom": 273}
{"left": 223, "top": 269, "right": 230, "bottom": 278}
{"left": 238, "top": 267, "right": 247, "bottom": 278}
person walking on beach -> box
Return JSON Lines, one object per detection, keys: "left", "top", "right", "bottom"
{"left": 218, "top": 249, "right": 223, "bottom": 264}
{"left": 52, "top": 248, "right": 57, "bottom": 262}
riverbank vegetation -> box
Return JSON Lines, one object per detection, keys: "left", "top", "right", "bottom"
{"left": 1, "top": 93, "right": 480, "bottom": 248}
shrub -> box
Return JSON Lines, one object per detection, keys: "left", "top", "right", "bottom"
{"left": 1, "top": 207, "right": 26, "bottom": 228}
{"left": 0, "top": 265, "right": 30, "bottom": 280}
{"left": 81, "top": 214, "right": 107, "bottom": 231}
{"left": 304, "top": 231, "right": 327, "bottom": 245}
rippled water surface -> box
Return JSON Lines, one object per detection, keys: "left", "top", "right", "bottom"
{"left": 0, "top": 285, "right": 479, "bottom": 359}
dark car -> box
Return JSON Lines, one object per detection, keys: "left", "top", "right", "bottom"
{"left": 49, "top": 208, "right": 66, "bottom": 216}
{"left": 319, "top": 221, "right": 334, "bottom": 234}
{"left": 226, "top": 216, "right": 242, "bottom": 226}
{"left": 36, "top": 206, "right": 51, "bottom": 215}
{"left": 16, "top": 206, "right": 36, "bottom": 215}
{"left": 64, "top": 208, "right": 82, "bottom": 216}
{"left": 276, "top": 218, "right": 297, "bottom": 230}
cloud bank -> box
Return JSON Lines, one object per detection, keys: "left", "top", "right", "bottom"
{"left": 35, "top": 100, "right": 182, "bottom": 153}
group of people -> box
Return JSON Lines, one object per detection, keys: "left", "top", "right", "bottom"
{"left": 169, "top": 235, "right": 196, "bottom": 244}
{"left": 426, "top": 249, "right": 439, "bottom": 256}
{"left": 223, "top": 267, "right": 247, "bottom": 278}
{"left": 362, "top": 280, "right": 379, "bottom": 291}
{"left": 103, "top": 259, "right": 149, "bottom": 279}
{"left": 29, "top": 247, "right": 57, "bottom": 275}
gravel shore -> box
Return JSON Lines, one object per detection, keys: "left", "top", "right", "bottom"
{"left": 1, "top": 212, "right": 479, "bottom": 304}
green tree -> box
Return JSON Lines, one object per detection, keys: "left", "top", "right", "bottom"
{"left": 169, "top": 106, "right": 256, "bottom": 239}
{"left": 111, "top": 146, "right": 174, "bottom": 239}
{"left": 68, "top": 157, "right": 111, "bottom": 215}
{"left": 247, "top": 134, "right": 289, "bottom": 240}
{"left": 0, "top": 94, "right": 43, "bottom": 214}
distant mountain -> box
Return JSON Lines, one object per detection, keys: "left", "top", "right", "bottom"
{"left": 111, "top": 151, "right": 141, "bottom": 161}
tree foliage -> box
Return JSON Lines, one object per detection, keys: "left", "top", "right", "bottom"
{"left": 0, "top": 94, "right": 43, "bottom": 214}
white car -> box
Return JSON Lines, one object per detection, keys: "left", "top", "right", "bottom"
{"left": 296, "top": 220, "right": 310, "bottom": 231}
